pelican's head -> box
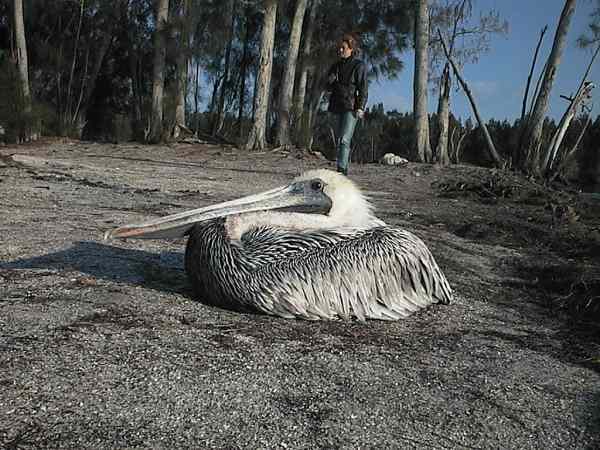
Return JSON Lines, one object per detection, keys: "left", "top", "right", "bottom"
{"left": 292, "top": 169, "right": 379, "bottom": 228}
{"left": 105, "top": 169, "right": 384, "bottom": 240}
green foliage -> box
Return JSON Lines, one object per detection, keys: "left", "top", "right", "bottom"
{"left": 0, "top": 0, "right": 414, "bottom": 142}
{"left": 306, "top": 0, "right": 413, "bottom": 81}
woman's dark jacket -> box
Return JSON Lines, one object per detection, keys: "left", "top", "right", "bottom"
{"left": 326, "top": 55, "right": 368, "bottom": 113}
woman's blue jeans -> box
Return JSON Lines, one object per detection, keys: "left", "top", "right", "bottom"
{"left": 335, "top": 111, "right": 358, "bottom": 174}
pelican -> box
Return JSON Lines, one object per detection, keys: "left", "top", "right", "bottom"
{"left": 105, "top": 169, "right": 452, "bottom": 321}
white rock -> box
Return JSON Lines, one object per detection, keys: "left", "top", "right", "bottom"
{"left": 379, "top": 153, "right": 408, "bottom": 166}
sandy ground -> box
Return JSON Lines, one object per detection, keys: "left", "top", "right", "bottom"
{"left": 1, "top": 140, "right": 599, "bottom": 449}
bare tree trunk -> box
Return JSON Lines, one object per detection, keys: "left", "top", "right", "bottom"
{"left": 213, "top": 0, "right": 236, "bottom": 136}
{"left": 438, "top": 29, "right": 502, "bottom": 167}
{"left": 433, "top": 0, "right": 466, "bottom": 166}
{"left": 245, "top": 0, "right": 277, "bottom": 151}
{"left": 521, "top": 26, "right": 547, "bottom": 123}
{"left": 450, "top": 125, "right": 467, "bottom": 163}
{"left": 519, "top": 0, "right": 576, "bottom": 174}
{"left": 515, "top": 26, "right": 547, "bottom": 167}
{"left": 147, "top": 0, "right": 169, "bottom": 144}
{"left": 413, "top": 0, "right": 432, "bottom": 162}
{"left": 435, "top": 64, "right": 451, "bottom": 165}
{"left": 543, "top": 42, "right": 599, "bottom": 175}
{"left": 275, "top": 0, "right": 308, "bottom": 147}
{"left": 544, "top": 81, "right": 595, "bottom": 175}
{"left": 550, "top": 112, "right": 593, "bottom": 183}
{"left": 174, "top": 0, "right": 190, "bottom": 136}
{"left": 13, "top": 0, "right": 33, "bottom": 142}
{"left": 293, "top": 0, "right": 318, "bottom": 146}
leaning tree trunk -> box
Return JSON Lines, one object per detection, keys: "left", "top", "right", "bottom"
{"left": 14, "top": 0, "right": 33, "bottom": 142}
{"left": 435, "top": 64, "right": 451, "bottom": 165}
{"left": 275, "top": 0, "right": 308, "bottom": 147}
{"left": 245, "top": 0, "right": 278, "bottom": 151}
{"left": 413, "top": 0, "right": 432, "bottom": 162}
{"left": 438, "top": 29, "right": 502, "bottom": 167}
{"left": 147, "top": 0, "right": 169, "bottom": 144}
{"left": 519, "top": 0, "right": 576, "bottom": 174}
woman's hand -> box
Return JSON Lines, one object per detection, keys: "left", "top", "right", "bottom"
{"left": 355, "top": 109, "right": 365, "bottom": 119}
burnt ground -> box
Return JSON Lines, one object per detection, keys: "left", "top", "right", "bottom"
{"left": 0, "top": 140, "right": 599, "bottom": 449}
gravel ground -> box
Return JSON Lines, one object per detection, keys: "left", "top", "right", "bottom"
{"left": 1, "top": 141, "right": 599, "bottom": 449}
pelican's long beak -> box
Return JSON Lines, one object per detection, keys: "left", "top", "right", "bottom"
{"left": 104, "top": 182, "right": 329, "bottom": 240}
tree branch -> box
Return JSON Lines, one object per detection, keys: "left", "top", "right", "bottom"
{"left": 521, "top": 26, "right": 547, "bottom": 123}
{"left": 437, "top": 28, "right": 502, "bottom": 167}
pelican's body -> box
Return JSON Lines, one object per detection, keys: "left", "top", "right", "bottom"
{"left": 106, "top": 169, "right": 452, "bottom": 321}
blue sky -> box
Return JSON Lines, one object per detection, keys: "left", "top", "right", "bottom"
{"left": 369, "top": 0, "right": 599, "bottom": 122}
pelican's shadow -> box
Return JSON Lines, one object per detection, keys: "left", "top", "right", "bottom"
{"left": 1, "top": 241, "right": 190, "bottom": 296}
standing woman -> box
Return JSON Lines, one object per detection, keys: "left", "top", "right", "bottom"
{"left": 326, "top": 32, "right": 368, "bottom": 176}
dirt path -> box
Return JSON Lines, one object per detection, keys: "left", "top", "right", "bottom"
{"left": 1, "top": 141, "right": 599, "bottom": 449}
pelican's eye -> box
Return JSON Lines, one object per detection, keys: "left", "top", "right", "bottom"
{"left": 310, "top": 179, "right": 324, "bottom": 191}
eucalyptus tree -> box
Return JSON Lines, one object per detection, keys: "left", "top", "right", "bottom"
{"left": 4, "top": 0, "right": 136, "bottom": 137}
{"left": 274, "top": 0, "right": 308, "bottom": 147}
{"left": 245, "top": 0, "right": 277, "bottom": 151}
{"left": 412, "top": 0, "right": 432, "bottom": 162}
{"left": 147, "top": 0, "right": 170, "bottom": 143}
{"left": 14, "top": 0, "right": 32, "bottom": 140}
{"left": 173, "top": 0, "right": 191, "bottom": 136}
{"left": 238, "top": 0, "right": 411, "bottom": 150}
